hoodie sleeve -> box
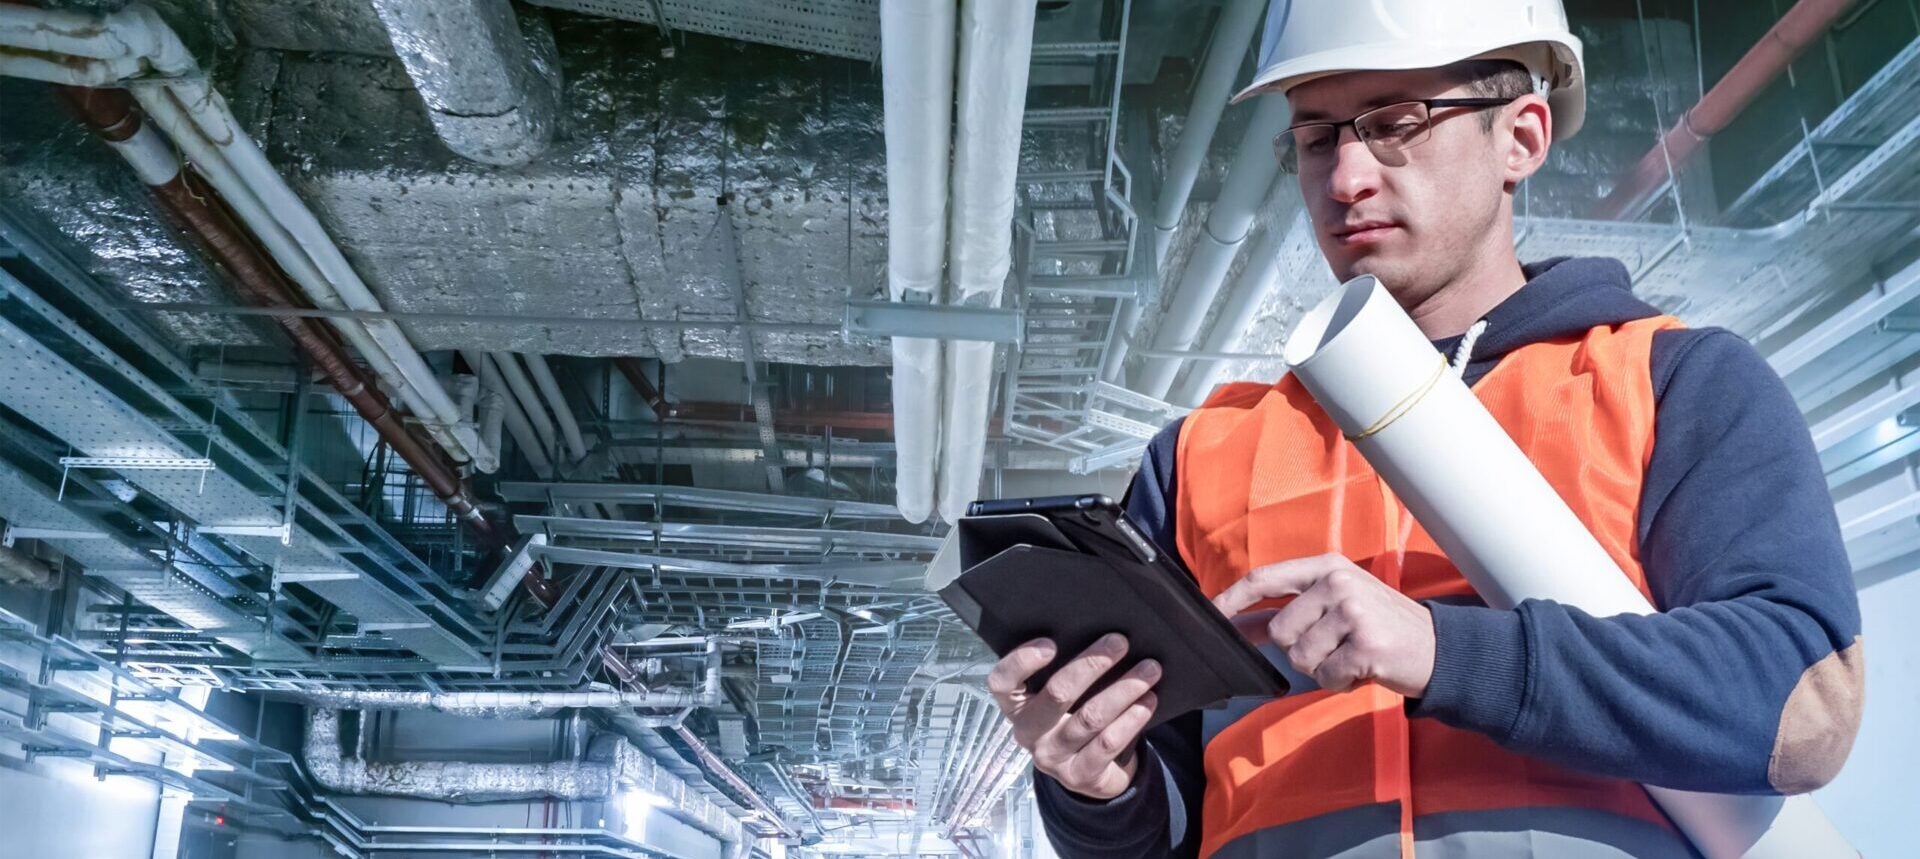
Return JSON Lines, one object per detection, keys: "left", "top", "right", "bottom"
{"left": 1034, "top": 418, "right": 1205, "bottom": 859}
{"left": 1412, "top": 328, "right": 1865, "bottom": 794}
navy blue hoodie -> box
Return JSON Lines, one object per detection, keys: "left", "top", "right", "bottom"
{"left": 1033, "top": 257, "right": 1864, "bottom": 858}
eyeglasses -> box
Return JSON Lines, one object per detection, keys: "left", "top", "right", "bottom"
{"left": 1272, "top": 97, "right": 1521, "bottom": 174}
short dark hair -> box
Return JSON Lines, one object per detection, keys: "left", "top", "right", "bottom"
{"left": 1443, "top": 59, "right": 1535, "bottom": 131}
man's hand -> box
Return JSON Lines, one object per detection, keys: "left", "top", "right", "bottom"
{"left": 986, "top": 633, "right": 1162, "bottom": 801}
{"left": 1212, "top": 553, "right": 1436, "bottom": 697}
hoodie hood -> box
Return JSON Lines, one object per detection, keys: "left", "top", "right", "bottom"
{"left": 1432, "top": 257, "right": 1667, "bottom": 382}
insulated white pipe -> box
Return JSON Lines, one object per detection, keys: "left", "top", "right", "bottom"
{"left": 1151, "top": 0, "right": 1268, "bottom": 261}
{"left": 937, "top": 0, "right": 1038, "bottom": 523}
{"left": 1133, "top": 96, "right": 1292, "bottom": 401}
{"left": 524, "top": 354, "right": 588, "bottom": 463}
{"left": 493, "top": 352, "right": 560, "bottom": 461}
{"left": 1168, "top": 199, "right": 1305, "bottom": 407}
{"left": 1281, "top": 276, "right": 1855, "bottom": 859}
{"left": 466, "top": 351, "right": 554, "bottom": 478}
{"left": 476, "top": 369, "right": 508, "bottom": 474}
{"left": 879, "top": 0, "right": 957, "bottom": 524}
{"left": 0, "top": 4, "right": 499, "bottom": 474}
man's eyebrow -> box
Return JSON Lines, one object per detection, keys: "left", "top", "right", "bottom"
{"left": 1289, "top": 91, "right": 1424, "bottom": 124}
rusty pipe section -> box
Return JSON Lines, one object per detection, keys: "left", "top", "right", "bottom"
{"left": 56, "top": 86, "right": 503, "bottom": 549}
{"left": 1593, "top": 0, "right": 1858, "bottom": 220}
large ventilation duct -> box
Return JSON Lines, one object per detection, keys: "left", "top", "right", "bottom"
{"left": 305, "top": 709, "right": 751, "bottom": 845}
{"left": 0, "top": 3, "right": 500, "bottom": 479}
{"left": 1131, "top": 95, "right": 1291, "bottom": 401}
{"left": 879, "top": 0, "right": 958, "bottom": 524}
{"left": 937, "top": 0, "right": 1039, "bottom": 523}
{"left": 307, "top": 708, "right": 614, "bottom": 802}
{"left": 367, "top": 0, "right": 561, "bottom": 167}
{"left": 298, "top": 685, "right": 722, "bottom": 716}
{"left": 1150, "top": 0, "right": 1268, "bottom": 261}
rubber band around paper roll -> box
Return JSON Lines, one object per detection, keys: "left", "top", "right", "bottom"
{"left": 1344, "top": 355, "right": 1450, "bottom": 442}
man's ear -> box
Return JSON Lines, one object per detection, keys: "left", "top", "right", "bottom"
{"left": 1503, "top": 94, "right": 1552, "bottom": 186}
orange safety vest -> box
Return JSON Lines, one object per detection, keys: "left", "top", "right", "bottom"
{"left": 1174, "top": 316, "right": 1694, "bottom": 859}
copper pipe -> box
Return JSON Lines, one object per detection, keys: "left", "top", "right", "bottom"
{"left": 55, "top": 85, "right": 505, "bottom": 550}
{"left": 1593, "top": 0, "right": 1859, "bottom": 220}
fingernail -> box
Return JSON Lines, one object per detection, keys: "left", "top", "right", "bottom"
{"left": 1101, "top": 632, "right": 1125, "bottom": 648}
{"left": 1140, "top": 659, "right": 1161, "bottom": 678}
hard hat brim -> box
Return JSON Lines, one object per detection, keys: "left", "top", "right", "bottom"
{"left": 1229, "top": 41, "right": 1586, "bottom": 141}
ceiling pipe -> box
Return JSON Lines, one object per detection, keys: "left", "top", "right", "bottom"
{"left": 669, "top": 723, "right": 800, "bottom": 839}
{"left": 525, "top": 354, "right": 589, "bottom": 463}
{"left": 1167, "top": 192, "right": 1305, "bottom": 407}
{"left": 0, "top": 3, "right": 499, "bottom": 475}
{"left": 476, "top": 368, "right": 509, "bottom": 470}
{"left": 1151, "top": 0, "right": 1268, "bottom": 261}
{"left": 464, "top": 351, "right": 555, "bottom": 479}
{"left": 1130, "top": 95, "right": 1291, "bottom": 401}
{"left": 612, "top": 358, "right": 672, "bottom": 420}
{"left": 52, "top": 86, "right": 501, "bottom": 546}
{"left": 879, "top": 0, "right": 958, "bottom": 524}
{"left": 366, "top": 0, "right": 559, "bottom": 166}
{"left": 493, "top": 353, "right": 561, "bottom": 462}
{"left": 937, "top": 0, "right": 1039, "bottom": 523}
{"left": 1593, "top": 0, "right": 1859, "bottom": 220}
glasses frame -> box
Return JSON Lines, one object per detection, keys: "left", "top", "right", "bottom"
{"left": 1272, "top": 97, "right": 1522, "bottom": 174}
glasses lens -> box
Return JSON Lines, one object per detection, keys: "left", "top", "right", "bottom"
{"left": 1278, "top": 124, "right": 1338, "bottom": 172}
{"left": 1356, "top": 102, "right": 1430, "bottom": 152}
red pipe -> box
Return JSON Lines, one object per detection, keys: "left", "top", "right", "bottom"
{"left": 1592, "top": 0, "right": 1858, "bottom": 220}
{"left": 56, "top": 86, "right": 507, "bottom": 551}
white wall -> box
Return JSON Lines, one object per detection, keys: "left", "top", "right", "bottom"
{"left": 1816, "top": 571, "right": 1920, "bottom": 856}
{"left": 0, "top": 757, "right": 163, "bottom": 858}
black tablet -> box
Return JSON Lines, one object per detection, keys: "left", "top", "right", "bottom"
{"left": 942, "top": 494, "right": 1287, "bottom": 728}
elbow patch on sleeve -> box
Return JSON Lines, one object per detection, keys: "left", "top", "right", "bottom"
{"left": 1768, "top": 636, "right": 1865, "bottom": 794}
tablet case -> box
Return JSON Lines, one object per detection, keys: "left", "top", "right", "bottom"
{"left": 941, "top": 507, "right": 1287, "bottom": 729}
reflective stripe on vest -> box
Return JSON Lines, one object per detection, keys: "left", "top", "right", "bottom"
{"left": 1175, "top": 317, "right": 1692, "bottom": 859}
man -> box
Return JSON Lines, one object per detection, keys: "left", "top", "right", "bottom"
{"left": 984, "top": 1, "right": 1865, "bottom": 857}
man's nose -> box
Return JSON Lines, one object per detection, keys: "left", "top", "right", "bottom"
{"left": 1326, "top": 134, "right": 1383, "bottom": 205}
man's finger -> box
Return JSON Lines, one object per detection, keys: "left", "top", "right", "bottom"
{"left": 1283, "top": 613, "right": 1348, "bottom": 677}
{"left": 1061, "top": 692, "right": 1158, "bottom": 792}
{"left": 1051, "top": 659, "right": 1161, "bottom": 752}
{"left": 1037, "top": 633, "right": 1130, "bottom": 714}
{"left": 986, "top": 638, "right": 1058, "bottom": 705}
{"left": 1212, "top": 554, "right": 1349, "bottom": 618}
{"left": 1265, "top": 577, "right": 1336, "bottom": 650}
{"left": 1311, "top": 644, "right": 1367, "bottom": 693}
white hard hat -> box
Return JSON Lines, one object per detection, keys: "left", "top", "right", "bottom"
{"left": 1232, "top": 0, "right": 1588, "bottom": 140}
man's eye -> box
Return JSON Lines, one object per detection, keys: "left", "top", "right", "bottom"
{"left": 1298, "top": 128, "right": 1336, "bottom": 154}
